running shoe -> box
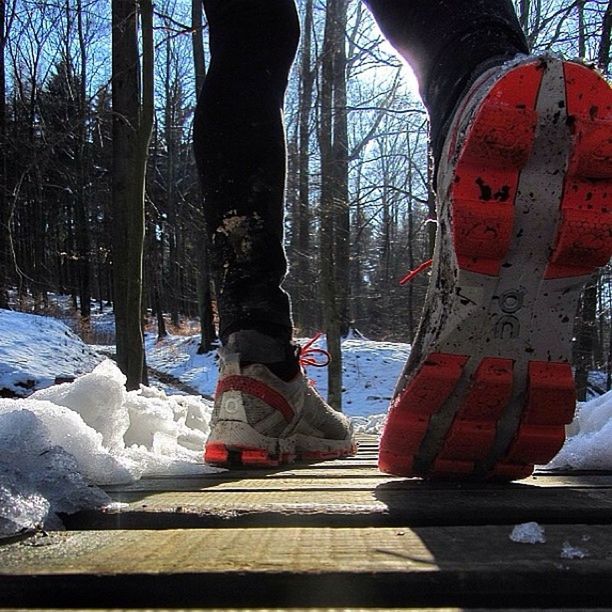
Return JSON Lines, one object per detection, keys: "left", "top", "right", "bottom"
{"left": 205, "top": 332, "right": 356, "bottom": 467}
{"left": 379, "top": 55, "right": 612, "bottom": 480}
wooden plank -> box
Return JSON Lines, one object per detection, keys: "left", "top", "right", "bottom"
{"left": 183, "top": 466, "right": 389, "bottom": 478}
{"left": 2, "top": 525, "right": 612, "bottom": 607}
{"left": 103, "top": 476, "right": 404, "bottom": 492}
{"left": 304, "top": 459, "right": 378, "bottom": 467}
{"left": 169, "top": 466, "right": 389, "bottom": 479}
{"left": 101, "top": 473, "right": 612, "bottom": 494}
{"left": 66, "top": 482, "right": 612, "bottom": 530}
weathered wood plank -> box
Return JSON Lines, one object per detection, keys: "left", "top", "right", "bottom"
{"left": 304, "top": 459, "right": 378, "bottom": 467}
{"left": 66, "top": 481, "right": 612, "bottom": 530}
{"left": 101, "top": 473, "right": 612, "bottom": 494}
{"left": 104, "top": 476, "right": 404, "bottom": 492}
{"left": 166, "top": 466, "right": 388, "bottom": 479}
{"left": 1, "top": 525, "right": 611, "bottom": 607}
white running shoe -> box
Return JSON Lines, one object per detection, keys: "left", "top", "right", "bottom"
{"left": 204, "top": 332, "right": 356, "bottom": 467}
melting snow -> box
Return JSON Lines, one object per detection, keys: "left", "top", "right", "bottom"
{"left": 510, "top": 522, "right": 547, "bottom": 544}
{"left": 546, "top": 390, "right": 612, "bottom": 470}
{"left": 560, "top": 541, "right": 589, "bottom": 559}
{"left": 0, "top": 362, "right": 217, "bottom": 537}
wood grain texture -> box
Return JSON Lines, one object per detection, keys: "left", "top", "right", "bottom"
{"left": 6, "top": 434, "right": 612, "bottom": 608}
{"left": 1, "top": 525, "right": 611, "bottom": 607}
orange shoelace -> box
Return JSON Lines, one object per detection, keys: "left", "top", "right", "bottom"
{"left": 399, "top": 259, "right": 433, "bottom": 285}
{"left": 299, "top": 332, "right": 331, "bottom": 368}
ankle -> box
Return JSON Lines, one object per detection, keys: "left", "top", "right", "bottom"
{"left": 224, "top": 329, "right": 300, "bottom": 382}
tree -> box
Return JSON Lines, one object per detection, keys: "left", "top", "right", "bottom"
{"left": 190, "top": 2, "right": 215, "bottom": 353}
{"left": 111, "top": 0, "right": 154, "bottom": 389}
{"left": 0, "top": 0, "right": 12, "bottom": 309}
{"left": 598, "top": 0, "right": 612, "bottom": 74}
{"left": 74, "top": 0, "right": 92, "bottom": 320}
{"left": 320, "top": 0, "right": 350, "bottom": 411}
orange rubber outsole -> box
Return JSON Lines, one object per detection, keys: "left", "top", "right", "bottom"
{"left": 205, "top": 441, "right": 357, "bottom": 468}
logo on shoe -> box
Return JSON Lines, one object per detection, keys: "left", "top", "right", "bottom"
{"left": 219, "top": 391, "right": 247, "bottom": 422}
{"left": 493, "top": 289, "right": 524, "bottom": 339}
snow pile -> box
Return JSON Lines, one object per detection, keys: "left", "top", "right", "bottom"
{"left": 352, "top": 412, "right": 386, "bottom": 435}
{"left": 0, "top": 308, "right": 101, "bottom": 396}
{"left": 510, "top": 522, "right": 546, "bottom": 544}
{"left": 0, "top": 359, "right": 216, "bottom": 538}
{"left": 547, "top": 390, "right": 612, "bottom": 470}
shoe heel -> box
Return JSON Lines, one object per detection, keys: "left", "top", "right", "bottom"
{"left": 546, "top": 63, "right": 612, "bottom": 279}
{"left": 495, "top": 361, "right": 575, "bottom": 474}
{"left": 435, "top": 358, "right": 513, "bottom": 470}
{"left": 378, "top": 353, "right": 468, "bottom": 477}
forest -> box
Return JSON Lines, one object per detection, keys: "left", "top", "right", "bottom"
{"left": 0, "top": 0, "right": 610, "bottom": 405}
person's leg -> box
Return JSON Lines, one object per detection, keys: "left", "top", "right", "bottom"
{"left": 363, "top": 0, "right": 529, "bottom": 165}
{"left": 194, "top": 0, "right": 355, "bottom": 467}
{"left": 193, "top": 0, "right": 298, "bottom": 358}
{"left": 366, "top": 1, "right": 612, "bottom": 480}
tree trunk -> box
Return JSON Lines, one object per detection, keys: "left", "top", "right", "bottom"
{"left": 575, "top": 277, "right": 598, "bottom": 401}
{"left": 192, "top": 0, "right": 216, "bottom": 353}
{"left": 577, "top": 0, "right": 586, "bottom": 59}
{"left": 598, "top": 0, "right": 612, "bottom": 75}
{"left": 320, "top": 0, "right": 349, "bottom": 411}
{"left": 111, "top": 0, "right": 153, "bottom": 390}
{"left": 76, "top": 0, "right": 91, "bottom": 319}
{"left": 164, "top": 33, "right": 180, "bottom": 328}
{"left": 426, "top": 150, "right": 437, "bottom": 258}
{"left": 0, "top": 0, "right": 8, "bottom": 308}
{"left": 291, "top": 0, "right": 315, "bottom": 332}
{"left": 332, "top": 0, "right": 351, "bottom": 338}
{"left": 519, "top": 0, "right": 530, "bottom": 32}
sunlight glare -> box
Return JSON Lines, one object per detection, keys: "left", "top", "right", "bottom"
{"left": 378, "top": 37, "right": 421, "bottom": 98}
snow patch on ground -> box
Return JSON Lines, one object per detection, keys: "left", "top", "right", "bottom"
{"left": 560, "top": 540, "right": 589, "bottom": 559}
{"left": 547, "top": 390, "right": 612, "bottom": 470}
{"left": 0, "top": 309, "right": 101, "bottom": 396}
{"left": 0, "top": 358, "right": 217, "bottom": 538}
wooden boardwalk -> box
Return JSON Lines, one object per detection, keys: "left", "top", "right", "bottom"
{"left": 3, "top": 435, "right": 612, "bottom": 608}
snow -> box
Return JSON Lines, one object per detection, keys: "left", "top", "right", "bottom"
{"left": 146, "top": 333, "right": 408, "bottom": 418}
{"left": 0, "top": 309, "right": 101, "bottom": 396}
{"left": 510, "top": 522, "right": 547, "bottom": 544}
{"left": 560, "top": 540, "right": 589, "bottom": 559}
{"left": 4, "top": 303, "right": 612, "bottom": 538}
{"left": 546, "top": 390, "right": 612, "bottom": 471}
{"left": 0, "top": 310, "right": 219, "bottom": 538}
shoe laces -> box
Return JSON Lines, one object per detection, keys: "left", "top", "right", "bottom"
{"left": 399, "top": 259, "right": 432, "bottom": 285}
{"left": 299, "top": 332, "right": 330, "bottom": 368}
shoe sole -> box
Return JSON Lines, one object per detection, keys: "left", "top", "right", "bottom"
{"left": 205, "top": 441, "right": 356, "bottom": 468}
{"left": 379, "top": 58, "right": 612, "bottom": 481}
{"left": 205, "top": 422, "right": 356, "bottom": 468}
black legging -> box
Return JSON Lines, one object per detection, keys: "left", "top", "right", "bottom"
{"left": 193, "top": 0, "right": 529, "bottom": 345}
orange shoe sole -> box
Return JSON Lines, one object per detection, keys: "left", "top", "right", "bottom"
{"left": 205, "top": 441, "right": 356, "bottom": 468}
